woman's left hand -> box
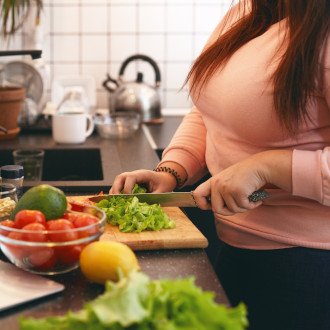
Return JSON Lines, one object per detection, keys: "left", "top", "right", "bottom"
{"left": 193, "top": 150, "right": 292, "bottom": 216}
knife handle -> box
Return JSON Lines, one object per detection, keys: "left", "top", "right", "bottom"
{"left": 203, "top": 189, "right": 269, "bottom": 204}
{"left": 248, "top": 190, "right": 269, "bottom": 202}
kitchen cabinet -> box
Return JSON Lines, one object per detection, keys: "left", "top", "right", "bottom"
{"left": 0, "top": 119, "right": 229, "bottom": 328}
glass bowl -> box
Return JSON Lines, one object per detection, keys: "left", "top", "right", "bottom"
{"left": 0, "top": 205, "right": 106, "bottom": 275}
{"left": 94, "top": 112, "right": 141, "bottom": 139}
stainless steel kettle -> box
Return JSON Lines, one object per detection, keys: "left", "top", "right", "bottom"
{"left": 102, "top": 54, "right": 163, "bottom": 124}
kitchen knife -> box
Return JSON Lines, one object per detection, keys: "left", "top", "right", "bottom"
{"left": 89, "top": 190, "right": 269, "bottom": 207}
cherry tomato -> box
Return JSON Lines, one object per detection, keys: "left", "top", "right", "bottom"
{"left": 27, "top": 247, "right": 57, "bottom": 270}
{"left": 0, "top": 220, "right": 16, "bottom": 236}
{"left": 7, "top": 231, "right": 23, "bottom": 241}
{"left": 22, "top": 223, "right": 48, "bottom": 242}
{"left": 14, "top": 210, "right": 46, "bottom": 229}
{"left": 56, "top": 244, "right": 83, "bottom": 265}
{"left": 62, "top": 212, "right": 80, "bottom": 223}
{"left": 4, "top": 231, "right": 26, "bottom": 260}
{"left": 47, "top": 219, "right": 78, "bottom": 242}
{"left": 73, "top": 214, "right": 98, "bottom": 238}
{"left": 68, "top": 202, "right": 86, "bottom": 212}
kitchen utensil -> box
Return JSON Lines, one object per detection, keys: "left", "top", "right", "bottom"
{"left": 89, "top": 190, "right": 269, "bottom": 207}
{"left": 0, "top": 205, "right": 106, "bottom": 275}
{"left": 94, "top": 111, "right": 141, "bottom": 139}
{"left": 102, "top": 54, "right": 163, "bottom": 124}
{"left": 68, "top": 196, "right": 208, "bottom": 250}
{"left": 0, "top": 260, "right": 64, "bottom": 312}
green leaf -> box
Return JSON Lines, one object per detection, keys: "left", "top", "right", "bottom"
{"left": 87, "top": 272, "right": 150, "bottom": 326}
{"left": 97, "top": 185, "right": 175, "bottom": 233}
{"left": 1, "top": 0, "right": 43, "bottom": 38}
{"left": 20, "top": 271, "right": 248, "bottom": 330}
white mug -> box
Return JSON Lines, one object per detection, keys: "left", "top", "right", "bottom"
{"left": 52, "top": 112, "right": 94, "bottom": 144}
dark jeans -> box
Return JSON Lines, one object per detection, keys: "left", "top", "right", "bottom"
{"left": 215, "top": 243, "right": 330, "bottom": 330}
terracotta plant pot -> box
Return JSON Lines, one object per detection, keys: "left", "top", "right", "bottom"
{"left": 0, "top": 86, "right": 26, "bottom": 139}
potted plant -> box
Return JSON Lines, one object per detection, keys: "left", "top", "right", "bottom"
{"left": 1, "top": 0, "right": 43, "bottom": 38}
{"left": 0, "top": 1, "right": 43, "bottom": 139}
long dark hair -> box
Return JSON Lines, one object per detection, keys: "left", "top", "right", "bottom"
{"left": 187, "top": 0, "right": 330, "bottom": 133}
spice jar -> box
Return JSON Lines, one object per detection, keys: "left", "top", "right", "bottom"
{"left": 0, "top": 165, "right": 24, "bottom": 199}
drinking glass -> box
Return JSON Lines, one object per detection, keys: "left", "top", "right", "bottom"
{"left": 12, "top": 149, "right": 44, "bottom": 181}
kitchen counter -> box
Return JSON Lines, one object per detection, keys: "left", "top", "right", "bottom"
{"left": 0, "top": 128, "right": 160, "bottom": 193}
{"left": 144, "top": 116, "right": 183, "bottom": 151}
{"left": 0, "top": 249, "right": 228, "bottom": 329}
{"left": 0, "top": 118, "right": 229, "bottom": 327}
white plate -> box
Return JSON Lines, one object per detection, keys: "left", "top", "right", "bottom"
{"left": 0, "top": 260, "right": 64, "bottom": 312}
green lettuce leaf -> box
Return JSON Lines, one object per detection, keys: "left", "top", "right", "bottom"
{"left": 20, "top": 271, "right": 248, "bottom": 330}
{"left": 96, "top": 184, "right": 175, "bottom": 233}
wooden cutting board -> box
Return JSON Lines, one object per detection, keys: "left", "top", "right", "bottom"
{"left": 68, "top": 196, "right": 208, "bottom": 251}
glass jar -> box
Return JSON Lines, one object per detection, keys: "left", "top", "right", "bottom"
{"left": 0, "top": 165, "right": 24, "bottom": 199}
{"left": 0, "top": 183, "right": 18, "bottom": 220}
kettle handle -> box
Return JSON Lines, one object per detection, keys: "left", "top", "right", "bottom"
{"left": 118, "top": 54, "right": 161, "bottom": 88}
{"left": 102, "top": 73, "right": 119, "bottom": 93}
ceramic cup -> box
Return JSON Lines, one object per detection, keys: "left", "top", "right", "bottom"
{"left": 52, "top": 112, "right": 94, "bottom": 144}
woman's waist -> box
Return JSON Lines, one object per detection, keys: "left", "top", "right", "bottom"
{"left": 215, "top": 192, "right": 330, "bottom": 250}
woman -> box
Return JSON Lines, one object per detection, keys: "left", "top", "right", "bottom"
{"left": 111, "top": 1, "right": 330, "bottom": 329}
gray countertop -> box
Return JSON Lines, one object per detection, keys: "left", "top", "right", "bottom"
{"left": 0, "top": 117, "right": 229, "bottom": 328}
{"left": 0, "top": 249, "right": 228, "bottom": 329}
{"left": 0, "top": 127, "right": 160, "bottom": 193}
{"left": 144, "top": 116, "right": 183, "bottom": 150}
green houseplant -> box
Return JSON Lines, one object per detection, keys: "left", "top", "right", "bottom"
{"left": 0, "top": 0, "right": 43, "bottom": 38}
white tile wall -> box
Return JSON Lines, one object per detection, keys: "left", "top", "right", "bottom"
{"left": 1, "top": 0, "right": 233, "bottom": 113}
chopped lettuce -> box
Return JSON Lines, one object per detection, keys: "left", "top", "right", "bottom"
{"left": 96, "top": 185, "right": 175, "bottom": 233}
{"left": 131, "top": 184, "right": 147, "bottom": 194}
{"left": 20, "top": 271, "right": 248, "bottom": 330}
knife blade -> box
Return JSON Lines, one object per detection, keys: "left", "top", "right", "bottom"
{"left": 89, "top": 189, "right": 269, "bottom": 207}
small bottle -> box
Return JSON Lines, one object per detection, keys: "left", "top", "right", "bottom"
{"left": 0, "top": 165, "right": 24, "bottom": 199}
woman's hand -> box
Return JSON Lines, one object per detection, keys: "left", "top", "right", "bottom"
{"left": 110, "top": 169, "right": 177, "bottom": 194}
{"left": 193, "top": 150, "right": 292, "bottom": 216}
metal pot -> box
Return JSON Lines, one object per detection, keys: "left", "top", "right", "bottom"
{"left": 102, "top": 54, "right": 163, "bottom": 124}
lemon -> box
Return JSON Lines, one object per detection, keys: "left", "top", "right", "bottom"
{"left": 11, "top": 184, "right": 67, "bottom": 220}
{"left": 79, "top": 241, "right": 140, "bottom": 284}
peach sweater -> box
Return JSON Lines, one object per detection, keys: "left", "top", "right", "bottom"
{"left": 161, "top": 6, "right": 330, "bottom": 249}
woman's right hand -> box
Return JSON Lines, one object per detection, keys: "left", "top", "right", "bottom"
{"left": 110, "top": 169, "right": 177, "bottom": 194}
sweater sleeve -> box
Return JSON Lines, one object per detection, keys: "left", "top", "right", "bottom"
{"left": 160, "top": 106, "right": 208, "bottom": 186}
{"left": 292, "top": 36, "right": 330, "bottom": 206}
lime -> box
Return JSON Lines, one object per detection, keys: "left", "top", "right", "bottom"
{"left": 11, "top": 184, "right": 67, "bottom": 220}
{"left": 79, "top": 241, "right": 140, "bottom": 284}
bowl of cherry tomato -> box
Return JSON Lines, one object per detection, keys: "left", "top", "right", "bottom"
{"left": 0, "top": 204, "right": 106, "bottom": 275}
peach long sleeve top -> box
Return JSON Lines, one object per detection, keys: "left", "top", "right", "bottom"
{"left": 160, "top": 6, "right": 330, "bottom": 250}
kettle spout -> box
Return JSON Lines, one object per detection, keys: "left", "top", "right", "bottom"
{"left": 102, "top": 74, "right": 119, "bottom": 93}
